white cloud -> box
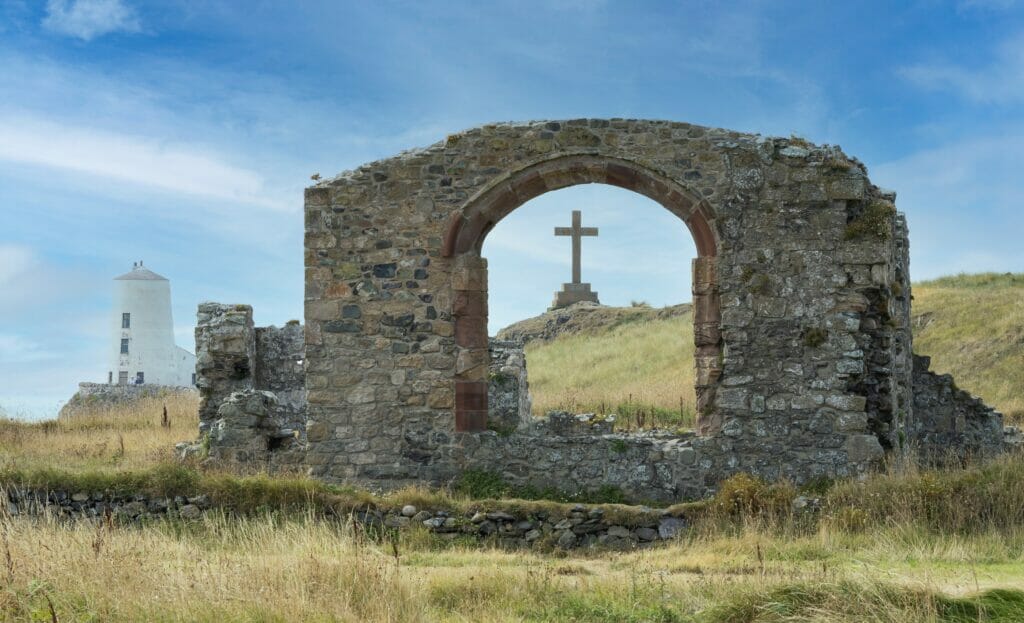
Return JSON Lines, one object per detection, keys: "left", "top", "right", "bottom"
{"left": 872, "top": 131, "right": 1024, "bottom": 278}
{"left": 900, "top": 33, "right": 1024, "bottom": 104}
{"left": 0, "top": 114, "right": 289, "bottom": 211}
{"left": 42, "top": 0, "right": 140, "bottom": 41}
{"left": 0, "top": 244, "right": 35, "bottom": 288}
{"left": 0, "top": 334, "right": 56, "bottom": 363}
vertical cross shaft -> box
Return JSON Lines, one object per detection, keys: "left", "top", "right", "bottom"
{"left": 554, "top": 210, "right": 599, "bottom": 284}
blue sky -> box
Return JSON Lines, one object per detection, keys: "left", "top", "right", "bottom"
{"left": 1, "top": 0, "right": 1023, "bottom": 418}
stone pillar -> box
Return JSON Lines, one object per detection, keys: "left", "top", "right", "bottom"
{"left": 692, "top": 256, "right": 723, "bottom": 435}
{"left": 453, "top": 255, "right": 489, "bottom": 432}
{"left": 195, "top": 303, "right": 257, "bottom": 433}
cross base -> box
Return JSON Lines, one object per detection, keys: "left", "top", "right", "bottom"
{"left": 551, "top": 283, "right": 600, "bottom": 310}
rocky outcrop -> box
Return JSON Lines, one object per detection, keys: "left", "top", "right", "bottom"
{"left": 496, "top": 302, "right": 691, "bottom": 344}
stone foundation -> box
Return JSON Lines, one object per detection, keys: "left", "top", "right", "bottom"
{"left": 551, "top": 282, "right": 599, "bottom": 309}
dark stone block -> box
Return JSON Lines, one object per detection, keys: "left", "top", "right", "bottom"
{"left": 323, "top": 320, "right": 361, "bottom": 333}
{"left": 372, "top": 263, "right": 397, "bottom": 278}
{"left": 383, "top": 314, "right": 414, "bottom": 327}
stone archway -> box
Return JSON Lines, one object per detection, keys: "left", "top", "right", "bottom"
{"left": 299, "top": 119, "right": 921, "bottom": 497}
{"left": 441, "top": 154, "right": 723, "bottom": 435}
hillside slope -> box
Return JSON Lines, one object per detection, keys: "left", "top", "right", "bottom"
{"left": 502, "top": 303, "right": 696, "bottom": 427}
{"left": 912, "top": 273, "right": 1024, "bottom": 422}
{"left": 513, "top": 273, "right": 1023, "bottom": 426}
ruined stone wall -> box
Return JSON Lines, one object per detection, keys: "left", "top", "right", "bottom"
{"left": 194, "top": 304, "right": 307, "bottom": 460}
{"left": 179, "top": 118, "right": 1004, "bottom": 501}
{"left": 255, "top": 323, "right": 307, "bottom": 435}
{"left": 487, "top": 339, "right": 531, "bottom": 433}
{"left": 911, "top": 355, "right": 1003, "bottom": 460}
{"left": 303, "top": 119, "right": 904, "bottom": 492}
{"left": 195, "top": 303, "right": 256, "bottom": 432}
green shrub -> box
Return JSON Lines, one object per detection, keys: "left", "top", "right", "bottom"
{"left": 454, "top": 469, "right": 508, "bottom": 499}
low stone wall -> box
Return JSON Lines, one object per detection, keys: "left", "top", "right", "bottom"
{"left": 59, "top": 382, "right": 196, "bottom": 418}
{"left": 3, "top": 488, "right": 213, "bottom": 522}
{"left": 1, "top": 486, "right": 691, "bottom": 550}
{"left": 911, "top": 354, "right": 1004, "bottom": 461}
{"left": 458, "top": 411, "right": 882, "bottom": 503}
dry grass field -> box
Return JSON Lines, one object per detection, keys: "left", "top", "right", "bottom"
{"left": 3, "top": 396, "right": 1024, "bottom": 620}
{"left": 0, "top": 391, "right": 199, "bottom": 474}
{"left": 4, "top": 510, "right": 1024, "bottom": 622}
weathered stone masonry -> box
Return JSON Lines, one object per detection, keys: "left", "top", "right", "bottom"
{"left": 193, "top": 303, "right": 306, "bottom": 463}
{"left": 195, "top": 119, "right": 1004, "bottom": 502}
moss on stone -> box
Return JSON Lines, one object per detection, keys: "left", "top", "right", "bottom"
{"left": 803, "top": 327, "right": 827, "bottom": 348}
{"left": 844, "top": 200, "right": 896, "bottom": 240}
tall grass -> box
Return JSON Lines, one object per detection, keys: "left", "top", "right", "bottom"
{"left": 0, "top": 392, "right": 199, "bottom": 473}
{"left": 2, "top": 397, "right": 1024, "bottom": 619}
{"left": 3, "top": 507, "right": 1024, "bottom": 621}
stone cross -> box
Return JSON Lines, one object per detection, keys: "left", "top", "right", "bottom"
{"left": 554, "top": 210, "right": 598, "bottom": 284}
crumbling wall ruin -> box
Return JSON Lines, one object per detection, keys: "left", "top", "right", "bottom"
{"left": 192, "top": 303, "right": 306, "bottom": 463}
{"left": 911, "top": 355, "right": 1004, "bottom": 460}
{"left": 487, "top": 339, "right": 531, "bottom": 434}
{"left": 189, "top": 119, "right": 1005, "bottom": 502}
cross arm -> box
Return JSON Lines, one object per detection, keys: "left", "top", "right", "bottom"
{"left": 579, "top": 227, "right": 599, "bottom": 236}
{"left": 554, "top": 227, "right": 573, "bottom": 236}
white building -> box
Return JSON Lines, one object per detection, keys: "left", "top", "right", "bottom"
{"left": 107, "top": 261, "right": 196, "bottom": 387}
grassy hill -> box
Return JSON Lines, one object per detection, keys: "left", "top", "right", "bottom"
{"left": 523, "top": 273, "right": 1024, "bottom": 427}
{"left": 912, "top": 273, "right": 1024, "bottom": 423}
{"left": 522, "top": 306, "right": 696, "bottom": 429}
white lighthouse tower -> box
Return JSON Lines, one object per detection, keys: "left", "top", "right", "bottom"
{"left": 107, "top": 261, "right": 196, "bottom": 387}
